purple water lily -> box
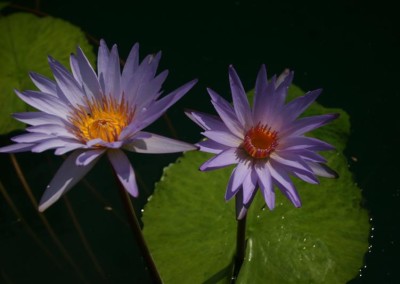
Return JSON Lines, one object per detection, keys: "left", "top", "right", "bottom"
{"left": 186, "top": 65, "right": 338, "bottom": 219}
{"left": 0, "top": 40, "right": 197, "bottom": 212}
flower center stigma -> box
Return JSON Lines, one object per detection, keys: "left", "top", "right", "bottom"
{"left": 243, "top": 123, "right": 278, "bottom": 159}
{"left": 69, "top": 95, "right": 135, "bottom": 144}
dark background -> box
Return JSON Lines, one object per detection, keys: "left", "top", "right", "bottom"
{"left": 1, "top": 0, "right": 399, "bottom": 283}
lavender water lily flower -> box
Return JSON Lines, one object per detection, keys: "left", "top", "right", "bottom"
{"left": 0, "top": 40, "right": 197, "bottom": 212}
{"left": 186, "top": 65, "right": 338, "bottom": 219}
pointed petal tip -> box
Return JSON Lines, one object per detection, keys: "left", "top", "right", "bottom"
{"left": 319, "top": 163, "right": 339, "bottom": 178}
{"left": 228, "top": 64, "right": 237, "bottom": 73}
{"left": 258, "top": 64, "right": 267, "bottom": 74}
{"left": 267, "top": 203, "right": 275, "bottom": 210}
{"left": 174, "top": 79, "right": 198, "bottom": 97}
{"left": 236, "top": 208, "right": 247, "bottom": 220}
{"left": 199, "top": 164, "right": 207, "bottom": 171}
{"left": 47, "top": 56, "right": 57, "bottom": 65}
{"left": 38, "top": 202, "right": 49, "bottom": 212}
{"left": 37, "top": 185, "right": 61, "bottom": 213}
{"left": 188, "top": 78, "right": 199, "bottom": 87}
{"left": 132, "top": 190, "right": 139, "bottom": 198}
{"left": 183, "top": 108, "right": 200, "bottom": 124}
{"left": 323, "top": 113, "right": 340, "bottom": 125}
{"left": 206, "top": 88, "right": 221, "bottom": 101}
{"left": 184, "top": 108, "right": 194, "bottom": 116}
{"left": 107, "top": 150, "right": 139, "bottom": 198}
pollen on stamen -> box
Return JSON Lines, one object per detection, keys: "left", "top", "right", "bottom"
{"left": 68, "top": 95, "right": 135, "bottom": 144}
{"left": 243, "top": 123, "right": 278, "bottom": 159}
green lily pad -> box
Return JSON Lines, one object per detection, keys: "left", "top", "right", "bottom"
{"left": 0, "top": 12, "right": 95, "bottom": 134}
{"left": 142, "top": 85, "right": 370, "bottom": 283}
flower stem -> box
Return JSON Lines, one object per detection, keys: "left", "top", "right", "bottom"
{"left": 232, "top": 212, "right": 247, "bottom": 282}
{"left": 114, "top": 173, "right": 163, "bottom": 283}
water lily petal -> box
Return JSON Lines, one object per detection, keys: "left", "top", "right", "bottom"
{"left": 133, "top": 70, "right": 169, "bottom": 109}
{"left": 104, "top": 44, "right": 121, "bottom": 101}
{"left": 235, "top": 189, "right": 247, "bottom": 220}
{"left": 270, "top": 152, "right": 313, "bottom": 174}
{"left": 242, "top": 168, "right": 258, "bottom": 206}
{"left": 121, "top": 79, "right": 197, "bottom": 137}
{"left": 235, "top": 171, "right": 258, "bottom": 220}
{"left": 307, "top": 162, "right": 338, "bottom": 178}
{"left": 185, "top": 110, "right": 226, "bottom": 131}
{"left": 29, "top": 72, "right": 57, "bottom": 96}
{"left": 54, "top": 143, "right": 85, "bottom": 155}
{"left": 268, "top": 161, "right": 301, "bottom": 207}
{"left": 15, "top": 90, "right": 70, "bottom": 119}
{"left": 196, "top": 139, "right": 230, "bottom": 154}
{"left": 273, "top": 69, "right": 293, "bottom": 108}
{"left": 76, "top": 149, "right": 105, "bottom": 166}
{"left": 121, "top": 43, "right": 139, "bottom": 86}
{"left": 97, "top": 39, "right": 110, "bottom": 87}
{"left": 254, "top": 161, "right": 275, "bottom": 210}
{"left": 107, "top": 149, "right": 138, "bottom": 197}
{"left": 86, "top": 138, "right": 123, "bottom": 149}
{"left": 282, "top": 149, "right": 327, "bottom": 163}
{"left": 48, "top": 56, "right": 84, "bottom": 107}
{"left": 281, "top": 113, "right": 339, "bottom": 137}
{"left": 27, "top": 124, "right": 75, "bottom": 139}
{"left": 202, "top": 130, "right": 242, "bottom": 147}
{"left": 12, "top": 112, "right": 65, "bottom": 126}
{"left": 200, "top": 147, "right": 239, "bottom": 171}
{"left": 31, "top": 138, "right": 78, "bottom": 153}
{"left": 229, "top": 65, "right": 252, "bottom": 128}
{"left": 38, "top": 150, "right": 100, "bottom": 212}
{"left": 11, "top": 133, "right": 51, "bottom": 143}
{"left": 252, "top": 74, "right": 277, "bottom": 124}
{"left": 291, "top": 170, "right": 319, "bottom": 184}
{"left": 124, "top": 132, "right": 196, "bottom": 153}
{"left": 253, "top": 64, "right": 267, "bottom": 114}
{"left": 208, "top": 88, "right": 244, "bottom": 138}
{"left": 225, "top": 161, "right": 251, "bottom": 200}
{"left": 275, "top": 68, "right": 293, "bottom": 88}
{"left": 278, "top": 136, "right": 335, "bottom": 151}
{"left": 281, "top": 89, "right": 322, "bottom": 124}
{"left": 74, "top": 46, "right": 102, "bottom": 100}
{"left": 0, "top": 143, "right": 34, "bottom": 153}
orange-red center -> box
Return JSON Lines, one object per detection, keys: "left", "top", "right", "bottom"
{"left": 242, "top": 123, "right": 278, "bottom": 158}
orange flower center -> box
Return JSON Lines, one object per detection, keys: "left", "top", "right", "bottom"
{"left": 69, "top": 95, "right": 135, "bottom": 144}
{"left": 243, "top": 123, "right": 278, "bottom": 158}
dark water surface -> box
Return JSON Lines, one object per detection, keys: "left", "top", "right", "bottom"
{"left": 1, "top": 0, "right": 399, "bottom": 283}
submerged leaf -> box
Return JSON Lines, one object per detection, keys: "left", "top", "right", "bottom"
{"left": 0, "top": 12, "right": 94, "bottom": 134}
{"left": 142, "top": 85, "right": 370, "bottom": 283}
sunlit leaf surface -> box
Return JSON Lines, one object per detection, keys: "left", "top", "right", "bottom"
{"left": 0, "top": 12, "right": 94, "bottom": 134}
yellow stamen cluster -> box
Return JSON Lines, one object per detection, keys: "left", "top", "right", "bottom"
{"left": 243, "top": 123, "right": 278, "bottom": 159}
{"left": 69, "top": 95, "right": 135, "bottom": 144}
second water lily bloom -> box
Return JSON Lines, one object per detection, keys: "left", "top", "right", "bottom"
{"left": 186, "top": 65, "right": 338, "bottom": 219}
{"left": 0, "top": 40, "right": 197, "bottom": 212}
